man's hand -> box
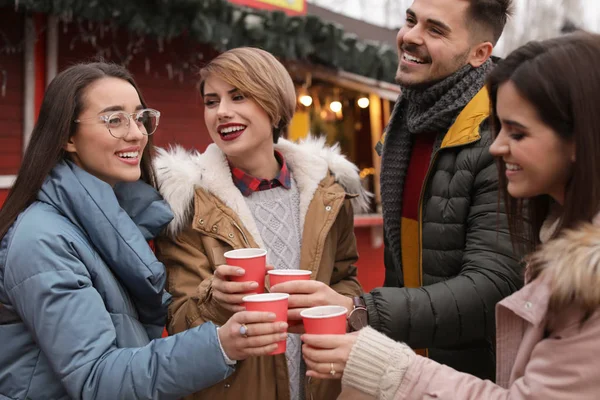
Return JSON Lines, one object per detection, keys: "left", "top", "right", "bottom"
{"left": 270, "top": 280, "right": 353, "bottom": 332}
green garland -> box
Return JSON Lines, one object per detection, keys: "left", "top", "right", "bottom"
{"left": 1, "top": 0, "right": 398, "bottom": 82}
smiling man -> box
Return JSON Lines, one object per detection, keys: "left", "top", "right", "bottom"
{"left": 353, "top": 0, "right": 523, "bottom": 380}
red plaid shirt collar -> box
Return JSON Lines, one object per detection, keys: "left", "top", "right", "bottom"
{"left": 230, "top": 151, "right": 291, "bottom": 197}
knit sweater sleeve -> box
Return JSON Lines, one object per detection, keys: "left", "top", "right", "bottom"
{"left": 343, "top": 327, "right": 416, "bottom": 400}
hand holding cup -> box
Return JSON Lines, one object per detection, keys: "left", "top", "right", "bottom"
{"left": 301, "top": 331, "right": 359, "bottom": 380}
{"left": 212, "top": 264, "right": 258, "bottom": 313}
{"left": 212, "top": 257, "right": 273, "bottom": 313}
{"left": 218, "top": 310, "right": 288, "bottom": 360}
{"left": 270, "top": 280, "right": 353, "bottom": 330}
{"left": 242, "top": 293, "right": 290, "bottom": 355}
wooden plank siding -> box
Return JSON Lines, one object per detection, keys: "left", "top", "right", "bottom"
{"left": 0, "top": 8, "right": 24, "bottom": 176}
{"left": 57, "top": 22, "right": 218, "bottom": 153}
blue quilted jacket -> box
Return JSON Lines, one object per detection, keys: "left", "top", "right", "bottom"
{"left": 0, "top": 160, "right": 233, "bottom": 399}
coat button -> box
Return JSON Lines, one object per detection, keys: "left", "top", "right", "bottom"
{"left": 198, "top": 218, "right": 204, "bottom": 225}
{"left": 525, "top": 301, "right": 532, "bottom": 309}
{"left": 212, "top": 225, "right": 218, "bottom": 233}
{"left": 325, "top": 206, "right": 332, "bottom": 211}
{"left": 228, "top": 233, "right": 234, "bottom": 238}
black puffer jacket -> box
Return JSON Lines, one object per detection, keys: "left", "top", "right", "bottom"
{"left": 363, "top": 88, "right": 523, "bottom": 380}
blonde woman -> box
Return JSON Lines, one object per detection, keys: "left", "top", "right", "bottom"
{"left": 154, "top": 47, "right": 369, "bottom": 400}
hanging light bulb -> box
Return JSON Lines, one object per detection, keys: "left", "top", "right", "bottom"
{"left": 298, "top": 72, "right": 313, "bottom": 108}
{"left": 299, "top": 94, "right": 313, "bottom": 107}
{"left": 357, "top": 97, "right": 370, "bottom": 109}
{"left": 329, "top": 101, "right": 342, "bottom": 113}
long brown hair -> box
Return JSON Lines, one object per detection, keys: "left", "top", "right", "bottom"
{"left": 0, "top": 62, "right": 156, "bottom": 240}
{"left": 487, "top": 32, "right": 600, "bottom": 256}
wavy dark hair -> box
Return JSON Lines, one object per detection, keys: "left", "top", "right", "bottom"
{"left": 0, "top": 62, "right": 155, "bottom": 240}
{"left": 487, "top": 32, "right": 600, "bottom": 254}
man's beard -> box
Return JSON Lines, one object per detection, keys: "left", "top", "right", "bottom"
{"left": 396, "top": 47, "right": 471, "bottom": 90}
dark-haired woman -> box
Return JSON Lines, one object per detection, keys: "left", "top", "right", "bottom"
{"left": 302, "top": 32, "right": 600, "bottom": 400}
{"left": 0, "top": 62, "right": 286, "bottom": 399}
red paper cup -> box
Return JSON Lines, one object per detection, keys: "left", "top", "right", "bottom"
{"left": 267, "top": 270, "right": 312, "bottom": 326}
{"left": 267, "top": 269, "right": 312, "bottom": 287}
{"left": 242, "top": 293, "right": 290, "bottom": 355}
{"left": 300, "top": 305, "right": 348, "bottom": 335}
{"left": 224, "top": 248, "right": 267, "bottom": 294}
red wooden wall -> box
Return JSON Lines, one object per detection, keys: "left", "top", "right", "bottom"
{"left": 0, "top": 10, "right": 23, "bottom": 176}
{"left": 0, "top": 9, "right": 24, "bottom": 206}
{"left": 56, "top": 22, "right": 218, "bottom": 153}
{"left": 355, "top": 227, "right": 385, "bottom": 292}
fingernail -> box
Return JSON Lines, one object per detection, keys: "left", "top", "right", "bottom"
{"left": 279, "top": 322, "right": 288, "bottom": 330}
{"left": 268, "top": 313, "right": 276, "bottom": 319}
{"left": 250, "top": 282, "right": 258, "bottom": 289}
{"left": 280, "top": 333, "right": 288, "bottom": 340}
{"left": 236, "top": 268, "right": 245, "bottom": 275}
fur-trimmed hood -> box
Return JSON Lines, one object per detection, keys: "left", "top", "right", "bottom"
{"left": 154, "top": 136, "right": 371, "bottom": 241}
{"left": 528, "top": 218, "right": 600, "bottom": 314}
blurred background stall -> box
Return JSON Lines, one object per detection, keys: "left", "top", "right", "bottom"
{"left": 1, "top": 0, "right": 595, "bottom": 290}
{"left": 0, "top": 0, "right": 400, "bottom": 290}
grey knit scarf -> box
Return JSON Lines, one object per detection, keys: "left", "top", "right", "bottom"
{"left": 380, "top": 59, "right": 493, "bottom": 284}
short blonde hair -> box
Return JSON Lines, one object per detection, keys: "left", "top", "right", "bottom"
{"left": 199, "top": 47, "right": 296, "bottom": 142}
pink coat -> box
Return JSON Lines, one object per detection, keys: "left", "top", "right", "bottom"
{"left": 340, "top": 221, "right": 600, "bottom": 399}
{"left": 395, "top": 278, "right": 600, "bottom": 399}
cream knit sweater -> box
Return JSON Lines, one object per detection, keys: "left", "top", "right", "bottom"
{"left": 342, "top": 327, "right": 416, "bottom": 399}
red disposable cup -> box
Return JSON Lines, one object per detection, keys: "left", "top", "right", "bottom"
{"left": 300, "top": 305, "right": 348, "bottom": 335}
{"left": 224, "top": 248, "right": 267, "bottom": 294}
{"left": 267, "top": 269, "right": 312, "bottom": 287}
{"left": 242, "top": 293, "right": 290, "bottom": 355}
{"left": 267, "top": 270, "right": 312, "bottom": 326}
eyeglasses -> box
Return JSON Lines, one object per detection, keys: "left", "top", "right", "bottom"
{"left": 74, "top": 108, "right": 161, "bottom": 139}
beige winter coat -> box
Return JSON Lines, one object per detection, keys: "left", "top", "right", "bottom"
{"left": 154, "top": 137, "right": 368, "bottom": 400}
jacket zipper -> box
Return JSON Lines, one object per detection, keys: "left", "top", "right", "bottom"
{"left": 417, "top": 150, "right": 438, "bottom": 287}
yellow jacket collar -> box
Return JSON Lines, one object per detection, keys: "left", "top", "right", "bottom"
{"left": 440, "top": 87, "right": 490, "bottom": 148}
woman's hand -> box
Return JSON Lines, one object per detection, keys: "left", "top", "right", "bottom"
{"left": 301, "top": 332, "right": 359, "bottom": 379}
{"left": 212, "top": 264, "right": 273, "bottom": 312}
{"left": 219, "top": 310, "right": 288, "bottom": 361}
{"left": 270, "top": 280, "right": 353, "bottom": 331}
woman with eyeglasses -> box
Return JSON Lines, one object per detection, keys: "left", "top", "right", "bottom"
{"left": 0, "top": 62, "right": 287, "bottom": 400}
